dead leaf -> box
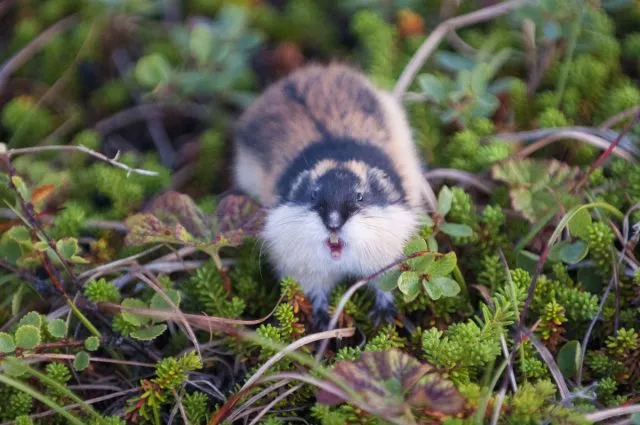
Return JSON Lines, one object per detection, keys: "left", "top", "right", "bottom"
{"left": 317, "top": 349, "right": 465, "bottom": 419}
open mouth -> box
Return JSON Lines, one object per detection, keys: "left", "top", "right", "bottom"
{"left": 326, "top": 233, "right": 344, "bottom": 259}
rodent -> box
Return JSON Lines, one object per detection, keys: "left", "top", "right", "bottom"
{"left": 231, "top": 62, "right": 430, "bottom": 330}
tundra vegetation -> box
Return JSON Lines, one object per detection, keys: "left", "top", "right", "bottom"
{"left": 1, "top": 0, "right": 640, "bottom": 424}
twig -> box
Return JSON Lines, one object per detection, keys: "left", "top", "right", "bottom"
{"left": 94, "top": 103, "right": 210, "bottom": 135}
{"left": 528, "top": 334, "right": 572, "bottom": 401}
{"left": 3, "top": 145, "right": 159, "bottom": 176}
{"left": 0, "top": 15, "right": 78, "bottom": 91}
{"left": 23, "top": 353, "right": 155, "bottom": 368}
{"left": 574, "top": 109, "right": 640, "bottom": 192}
{"left": 393, "top": 0, "right": 531, "bottom": 99}
{"left": 424, "top": 168, "right": 494, "bottom": 194}
{"left": 512, "top": 130, "right": 635, "bottom": 162}
{"left": 600, "top": 105, "right": 640, "bottom": 129}
{"left": 585, "top": 404, "right": 640, "bottom": 422}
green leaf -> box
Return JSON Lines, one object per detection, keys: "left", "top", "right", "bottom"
{"left": 149, "top": 289, "right": 181, "bottom": 311}
{"left": 73, "top": 351, "right": 90, "bottom": 371}
{"left": 426, "top": 235, "right": 438, "bottom": 252}
{"left": 398, "top": 272, "right": 421, "bottom": 302}
{"left": 131, "top": 324, "right": 168, "bottom": 341}
{"left": 33, "top": 241, "right": 49, "bottom": 251}
{"left": 11, "top": 175, "right": 30, "bottom": 200}
{"left": 437, "top": 186, "right": 453, "bottom": 217}
{"left": 411, "top": 254, "right": 435, "bottom": 273}
{"left": 423, "top": 279, "right": 443, "bottom": 300}
{"left": 18, "top": 312, "right": 42, "bottom": 329}
{"left": 190, "top": 23, "right": 214, "bottom": 64}
{"left": 557, "top": 340, "right": 581, "bottom": 378}
{"left": 404, "top": 238, "right": 427, "bottom": 255}
{"left": 15, "top": 325, "right": 41, "bottom": 349}
{"left": 0, "top": 332, "right": 16, "bottom": 353}
{"left": 1, "top": 356, "right": 27, "bottom": 377}
{"left": 316, "top": 349, "right": 465, "bottom": 417}
{"left": 84, "top": 336, "right": 100, "bottom": 352}
{"left": 439, "top": 223, "right": 473, "bottom": 238}
{"left": 429, "top": 277, "right": 460, "bottom": 298}
{"left": 70, "top": 255, "right": 89, "bottom": 264}
{"left": 7, "top": 226, "right": 30, "bottom": 243}
{"left": 56, "top": 238, "right": 79, "bottom": 260}
{"left": 46, "top": 319, "right": 67, "bottom": 339}
{"left": 419, "top": 214, "right": 434, "bottom": 228}
{"left": 418, "top": 74, "right": 448, "bottom": 102}
{"left": 121, "top": 298, "right": 151, "bottom": 326}
{"left": 135, "top": 53, "right": 172, "bottom": 88}
{"left": 555, "top": 240, "right": 589, "bottom": 265}
{"left": 568, "top": 208, "right": 592, "bottom": 239}
{"left": 377, "top": 269, "right": 401, "bottom": 292}
{"left": 425, "top": 252, "right": 457, "bottom": 278}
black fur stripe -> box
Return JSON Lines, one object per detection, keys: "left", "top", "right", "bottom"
{"left": 276, "top": 137, "right": 405, "bottom": 202}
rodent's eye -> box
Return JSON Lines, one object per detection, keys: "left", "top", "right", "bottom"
{"left": 356, "top": 192, "right": 364, "bottom": 202}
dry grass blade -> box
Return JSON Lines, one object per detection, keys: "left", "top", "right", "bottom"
{"left": 247, "top": 384, "right": 304, "bottom": 425}
{"left": 240, "top": 327, "right": 355, "bottom": 392}
{"left": 136, "top": 271, "right": 202, "bottom": 359}
{"left": 424, "top": 168, "right": 494, "bottom": 194}
{"left": 0, "top": 15, "right": 78, "bottom": 90}
{"left": 527, "top": 334, "right": 571, "bottom": 401}
{"left": 512, "top": 130, "right": 635, "bottom": 161}
{"left": 393, "top": 0, "right": 530, "bottom": 98}
{"left": 585, "top": 404, "right": 640, "bottom": 422}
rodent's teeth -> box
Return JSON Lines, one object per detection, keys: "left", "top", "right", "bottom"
{"left": 329, "top": 234, "right": 339, "bottom": 244}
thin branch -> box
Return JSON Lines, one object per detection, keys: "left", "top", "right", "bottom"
{"left": 3, "top": 145, "right": 159, "bottom": 176}
{"left": 0, "top": 15, "right": 78, "bottom": 91}
{"left": 247, "top": 384, "right": 304, "bottom": 425}
{"left": 393, "top": 0, "right": 531, "bottom": 99}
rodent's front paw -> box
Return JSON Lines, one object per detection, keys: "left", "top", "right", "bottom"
{"left": 369, "top": 304, "right": 396, "bottom": 328}
{"left": 312, "top": 309, "right": 331, "bottom": 333}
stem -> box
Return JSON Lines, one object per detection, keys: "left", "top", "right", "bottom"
{"left": 554, "top": 6, "right": 584, "bottom": 108}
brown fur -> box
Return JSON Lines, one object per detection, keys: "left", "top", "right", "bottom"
{"left": 233, "top": 62, "right": 427, "bottom": 209}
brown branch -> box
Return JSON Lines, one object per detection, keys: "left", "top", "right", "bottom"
{"left": 600, "top": 105, "right": 640, "bottom": 130}
{"left": 393, "top": 0, "right": 531, "bottom": 99}
{"left": 4, "top": 145, "right": 159, "bottom": 176}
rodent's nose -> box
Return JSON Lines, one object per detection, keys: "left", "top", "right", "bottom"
{"left": 324, "top": 210, "right": 343, "bottom": 232}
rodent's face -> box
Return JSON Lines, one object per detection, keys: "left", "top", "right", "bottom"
{"left": 264, "top": 163, "right": 416, "bottom": 278}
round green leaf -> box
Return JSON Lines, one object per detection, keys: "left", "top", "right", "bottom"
{"left": 558, "top": 240, "right": 589, "bottom": 265}
{"left": 376, "top": 269, "right": 401, "bottom": 292}
{"left": 557, "top": 340, "right": 581, "bottom": 378}
{"left": 430, "top": 276, "right": 461, "bottom": 298}
{"left": 0, "top": 332, "right": 16, "bottom": 353}
{"left": 73, "top": 351, "right": 90, "bottom": 371}
{"left": 425, "top": 252, "right": 457, "bottom": 278}
{"left": 135, "top": 53, "right": 172, "bottom": 88}
{"left": 439, "top": 223, "right": 473, "bottom": 238}
{"left": 84, "top": 336, "right": 100, "bottom": 352}
{"left": 567, "top": 206, "right": 592, "bottom": 239}
{"left": 131, "top": 324, "right": 168, "bottom": 341}
{"left": 398, "top": 272, "right": 421, "bottom": 302}
{"left": 56, "top": 238, "right": 79, "bottom": 260}
{"left": 404, "top": 238, "right": 427, "bottom": 256}
{"left": 46, "top": 319, "right": 67, "bottom": 339}
{"left": 2, "top": 356, "right": 27, "bottom": 377}
{"left": 423, "top": 280, "right": 443, "bottom": 300}
{"left": 15, "top": 325, "right": 41, "bottom": 349}
{"left": 121, "top": 298, "right": 151, "bottom": 326}
{"left": 150, "top": 289, "right": 181, "bottom": 311}
{"left": 7, "top": 226, "right": 30, "bottom": 243}
{"left": 18, "top": 311, "right": 42, "bottom": 328}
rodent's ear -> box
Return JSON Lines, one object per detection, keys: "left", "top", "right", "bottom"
{"left": 368, "top": 168, "right": 401, "bottom": 203}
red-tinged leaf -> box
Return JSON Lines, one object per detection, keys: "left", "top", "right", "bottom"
{"left": 215, "top": 193, "right": 264, "bottom": 236}
{"left": 30, "top": 184, "right": 56, "bottom": 205}
{"left": 316, "top": 349, "right": 465, "bottom": 420}
{"left": 124, "top": 213, "right": 196, "bottom": 246}
{"left": 144, "top": 190, "right": 212, "bottom": 240}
